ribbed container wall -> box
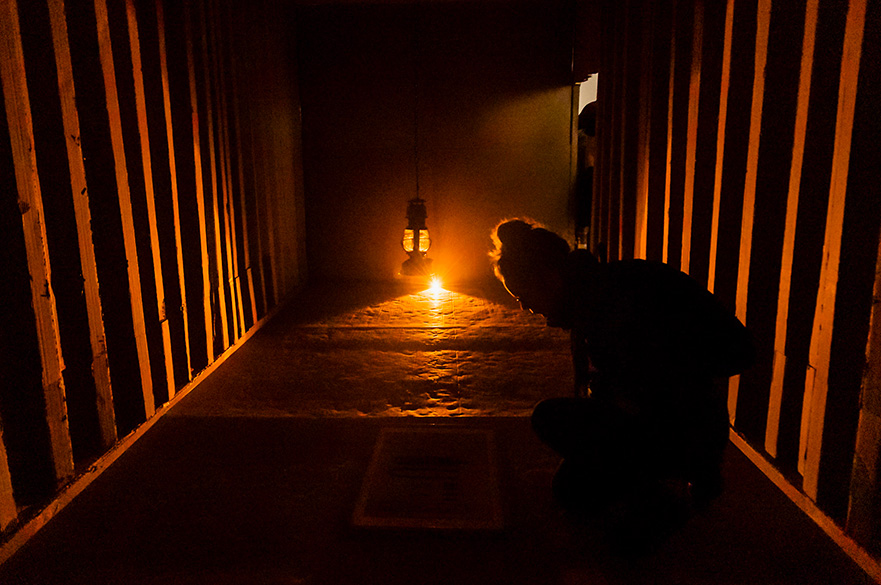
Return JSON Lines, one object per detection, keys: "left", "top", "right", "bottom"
{"left": 588, "top": 0, "right": 881, "bottom": 562}
{"left": 0, "top": 0, "right": 305, "bottom": 536}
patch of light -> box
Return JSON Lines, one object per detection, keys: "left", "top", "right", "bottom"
{"left": 307, "top": 283, "right": 546, "bottom": 331}
{"left": 428, "top": 276, "right": 444, "bottom": 296}
{"left": 425, "top": 289, "right": 448, "bottom": 326}
{"left": 579, "top": 73, "right": 598, "bottom": 111}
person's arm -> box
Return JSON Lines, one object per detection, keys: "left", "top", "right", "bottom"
{"left": 571, "top": 328, "right": 592, "bottom": 398}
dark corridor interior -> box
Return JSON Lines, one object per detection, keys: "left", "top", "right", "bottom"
{"left": 1, "top": 0, "right": 881, "bottom": 582}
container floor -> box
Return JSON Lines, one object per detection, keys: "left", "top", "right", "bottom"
{"left": 0, "top": 279, "right": 873, "bottom": 584}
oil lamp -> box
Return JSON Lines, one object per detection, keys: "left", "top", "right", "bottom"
{"left": 400, "top": 195, "right": 432, "bottom": 276}
{"left": 399, "top": 6, "right": 436, "bottom": 279}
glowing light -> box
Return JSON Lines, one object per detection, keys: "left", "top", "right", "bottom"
{"left": 402, "top": 228, "right": 430, "bottom": 254}
{"left": 429, "top": 276, "right": 444, "bottom": 295}
{"left": 403, "top": 228, "right": 415, "bottom": 253}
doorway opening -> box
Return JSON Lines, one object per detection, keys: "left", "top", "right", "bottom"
{"left": 575, "top": 74, "right": 598, "bottom": 250}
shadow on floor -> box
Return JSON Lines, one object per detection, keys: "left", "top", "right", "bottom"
{"left": 0, "top": 417, "right": 871, "bottom": 584}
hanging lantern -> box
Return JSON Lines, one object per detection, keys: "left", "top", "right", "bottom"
{"left": 402, "top": 196, "right": 430, "bottom": 253}
{"left": 399, "top": 10, "right": 434, "bottom": 280}
{"left": 400, "top": 196, "right": 432, "bottom": 276}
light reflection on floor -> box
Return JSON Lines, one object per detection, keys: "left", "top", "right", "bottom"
{"left": 175, "top": 281, "right": 574, "bottom": 418}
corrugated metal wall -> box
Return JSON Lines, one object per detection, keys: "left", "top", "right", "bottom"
{"left": 589, "top": 0, "right": 880, "bottom": 560}
{"left": 0, "top": 0, "right": 305, "bottom": 535}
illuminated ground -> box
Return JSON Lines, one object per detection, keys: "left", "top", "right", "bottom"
{"left": 173, "top": 278, "right": 574, "bottom": 419}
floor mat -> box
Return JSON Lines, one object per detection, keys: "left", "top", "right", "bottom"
{"left": 352, "top": 427, "right": 504, "bottom": 531}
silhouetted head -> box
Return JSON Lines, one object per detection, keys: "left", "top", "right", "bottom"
{"left": 490, "top": 219, "right": 570, "bottom": 316}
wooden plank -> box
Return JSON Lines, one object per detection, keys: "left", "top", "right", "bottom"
{"left": 618, "top": 0, "right": 641, "bottom": 261}
{"left": 662, "top": 0, "right": 677, "bottom": 265}
{"left": 591, "top": 22, "right": 609, "bottom": 257}
{"left": 207, "top": 0, "right": 234, "bottom": 339}
{"left": 159, "top": 0, "right": 209, "bottom": 371}
{"left": 687, "top": 0, "right": 726, "bottom": 288}
{"left": 238, "top": 48, "right": 270, "bottom": 309}
{"left": 665, "top": 0, "right": 692, "bottom": 271}
{"left": 209, "top": 3, "right": 244, "bottom": 340}
{"left": 243, "top": 74, "right": 271, "bottom": 314}
{"left": 680, "top": 0, "right": 703, "bottom": 274}
{"left": 800, "top": 0, "right": 866, "bottom": 497}
{"left": 708, "top": 0, "right": 735, "bottom": 294}
{"left": 765, "top": 0, "right": 818, "bottom": 458}
{"left": 590, "top": 86, "right": 601, "bottom": 254}
{"left": 617, "top": 0, "right": 630, "bottom": 261}
{"left": 131, "top": 0, "right": 188, "bottom": 390}
{"left": 770, "top": 0, "right": 848, "bottom": 476}
{"left": 644, "top": 1, "right": 673, "bottom": 264}
{"left": 592, "top": 2, "right": 614, "bottom": 259}
{"left": 812, "top": 0, "right": 880, "bottom": 522}
{"left": 728, "top": 0, "right": 770, "bottom": 424}
{"left": 197, "top": 0, "right": 230, "bottom": 349}
{"left": 221, "top": 12, "right": 249, "bottom": 334}
{"left": 254, "top": 115, "right": 279, "bottom": 308}
{"left": 47, "top": 0, "right": 117, "bottom": 449}
{"left": 219, "top": 0, "right": 243, "bottom": 339}
{"left": 92, "top": 0, "right": 155, "bottom": 417}
{"left": 0, "top": 422, "right": 16, "bottom": 531}
{"left": 125, "top": 0, "right": 175, "bottom": 400}
{"left": 0, "top": 0, "right": 74, "bottom": 482}
{"left": 607, "top": 4, "right": 623, "bottom": 261}
{"left": 737, "top": 0, "right": 807, "bottom": 446}
{"left": 634, "top": 1, "right": 654, "bottom": 260}
{"left": 255, "top": 28, "right": 281, "bottom": 306}
{"left": 183, "top": 1, "right": 214, "bottom": 362}
{"left": 595, "top": 7, "right": 612, "bottom": 258}
{"left": 18, "top": 0, "right": 97, "bottom": 461}
{"left": 235, "top": 55, "right": 268, "bottom": 317}
{"left": 222, "top": 0, "right": 255, "bottom": 328}
{"left": 570, "top": 83, "right": 579, "bottom": 245}
{"left": 154, "top": 0, "right": 192, "bottom": 378}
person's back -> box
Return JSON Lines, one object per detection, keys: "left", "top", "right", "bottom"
{"left": 560, "top": 255, "right": 753, "bottom": 401}
{"left": 490, "top": 219, "right": 755, "bottom": 542}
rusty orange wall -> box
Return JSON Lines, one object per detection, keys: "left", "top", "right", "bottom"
{"left": 296, "top": 1, "right": 576, "bottom": 283}
{"left": 0, "top": 0, "right": 305, "bottom": 535}
{"left": 591, "top": 0, "right": 881, "bottom": 568}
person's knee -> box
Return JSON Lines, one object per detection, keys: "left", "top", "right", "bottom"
{"left": 531, "top": 397, "right": 576, "bottom": 438}
{"left": 531, "top": 398, "right": 557, "bottom": 440}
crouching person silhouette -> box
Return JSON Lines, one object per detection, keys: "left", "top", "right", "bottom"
{"left": 490, "top": 218, "right": 754, "bottom": 549}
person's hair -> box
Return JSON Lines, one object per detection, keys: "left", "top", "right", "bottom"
{"left": 489, "top": 218, "right": 571, "bottom": 291}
